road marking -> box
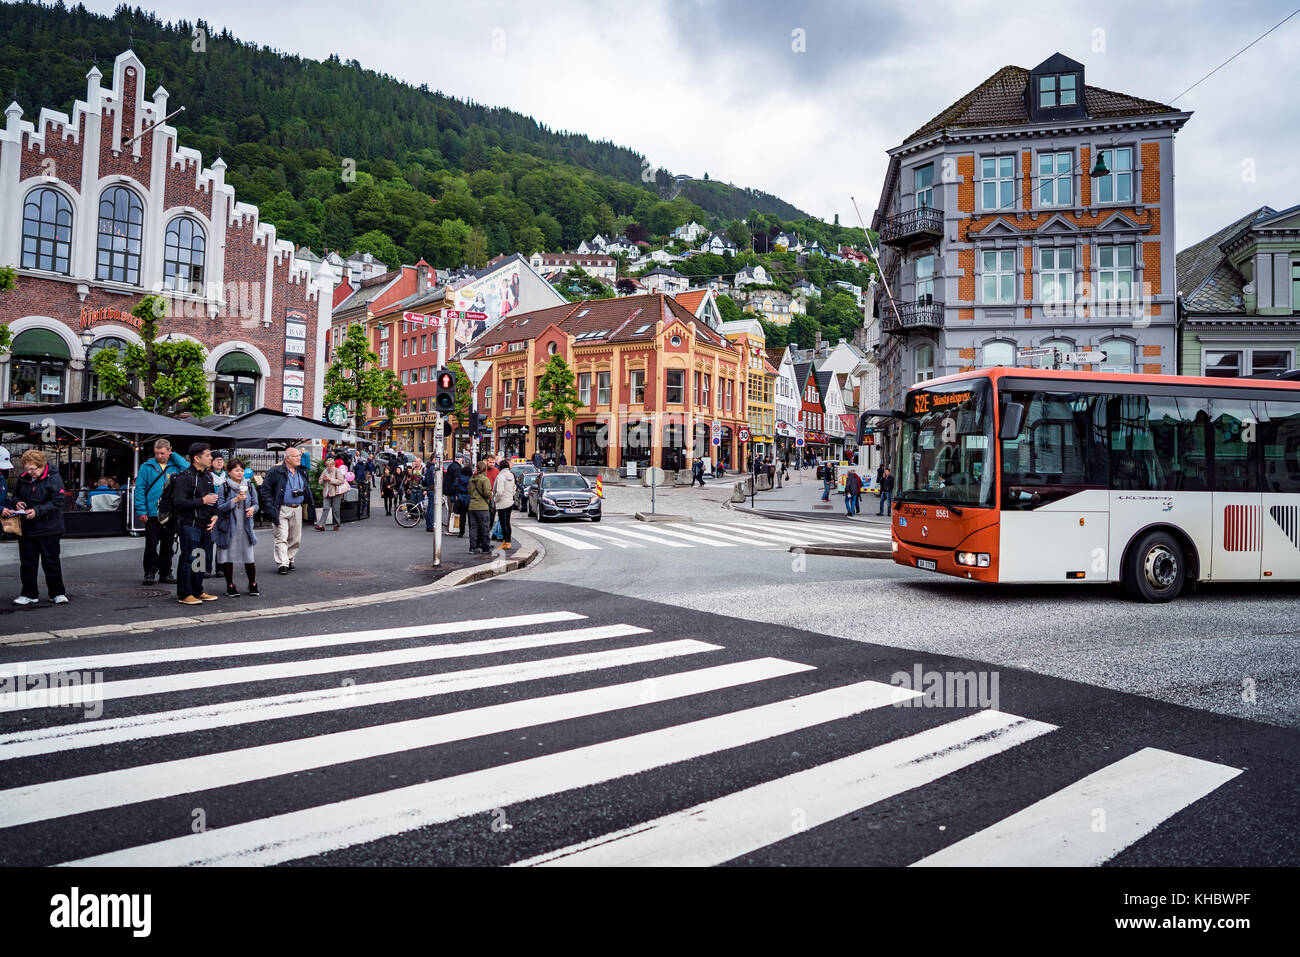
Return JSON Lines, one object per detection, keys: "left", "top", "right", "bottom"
{"left": 0, "top": 640, "right": 722, "bottom": 759}
{"left": 30, "top": 657, "right": 817, "bottom": 838}
{"left": 65, "top": 678, "right": 918, "bottom": 866}
{"left": 517, "top": 710, "right": 1055, "bottom": 867}
{"left": 700, "top": 522, "right": 892, "bottom": 545}
{"left": 910, "top": 747, "right": 1243, "bottom": 867}
{"left": 525, "top": 526, "right": 602, "bottom": 550}
{"left": 623, "top": 525, "right": 738, "bottom": 547}
{"left": 0, "top": 624, "right": 650, "bottom": 712}
{"left": 589, "top": 525, "right": 695, "bottom": 548}
{"left": 564, "top": 527, "right": 646, "bottom": 549}
{"left": 1, "top": 611, "right": 586, "bottom": 675}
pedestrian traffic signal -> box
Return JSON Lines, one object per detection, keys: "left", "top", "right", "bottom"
{"left": 435, "top": 368, "right": 456, "bottom": 414}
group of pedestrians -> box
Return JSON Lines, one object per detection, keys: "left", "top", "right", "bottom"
{"left": 436, "top": 453, "right": 516, "bottom": 556}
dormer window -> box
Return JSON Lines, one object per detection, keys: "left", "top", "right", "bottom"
{"left": 1038, "top": 73, "right": 1077, "bottom": 108}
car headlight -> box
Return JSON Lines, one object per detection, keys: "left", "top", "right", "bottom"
{"left": 541, "top": 496, "right": 557, "bottom": 506}
{"left": 956, "top": 552, "right": 991, "bottom": 567}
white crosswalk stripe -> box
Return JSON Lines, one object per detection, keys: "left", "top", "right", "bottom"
{"left": 525, "top": 519, "right": 893, "bottom": 553}
{"left": 0, "top": 611, "right": 1242, "bottom": 868}
{"left": 526, "top": 526, "right": 602, "bottom": 550}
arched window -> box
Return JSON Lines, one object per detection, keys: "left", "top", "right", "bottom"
{"left": 7, "top": 329, "right": 71, "bottom": 404}
{"left": 983, "top": 341, "right": 1016, "bottom": 368}
{"left": 21, "top": 188, "right": 73, "bottom": 274}
{"left": 213, "top": 351, "right": 262, "bottom": 416}
{"left": 1099, "top": 338, "right": 1134, "bottom": 373}
{"left": 163, "top": 216, "right": 206, "bottom": 294}
{"left": 1039, "top": 338, "right": 1073, "bottom": 367}
{"left": 96, "top": 185, "right": 144, "bottom": 285}
{"left": 87, "top": 336, "right": 137, "bottom": 401}
{"left": 915, "top": 343, "right": 935, "bottom": 382}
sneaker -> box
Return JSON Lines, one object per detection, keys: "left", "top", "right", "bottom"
{"left": 12, "top": 596, "right": 39, "bottom": 606}
{"left": 225, "top": 585, "right": 240, "bottom": 597}
{"left": 247, "top": 584, "right": 260, "bottom": 596}
{"left": 199, "top": 593, "right": 220, "bottom": 602}
{"left": 178, "top": 596, "right": 203, "bottom": 606}
{"left": 500, "top": 542, "right": 512, "bottom": 550}
{"left": 159, "top": 575, "right": 177, "bottom": 584}
{"left": 314, "top": 525, "right": 325, "bottom": 531}
{"left": 52, "top": 595, "right": 69, "bottom": 605}
{"left": 142, "top": 575, "right": 155, "bottom": 585}
{"left": 288, "top": 561, "right": 295, "bottom": 570}
{"left": 277, "top": 566, "right": 290, "bottom": 575}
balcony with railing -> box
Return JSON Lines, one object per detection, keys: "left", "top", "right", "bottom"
{"left": 882, "top": 298, "right": 945, "bottom": 334}
{"left": 879, "top": 205, "right": 944, "bottom": 247}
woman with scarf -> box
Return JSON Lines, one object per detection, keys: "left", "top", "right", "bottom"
{"left": 317, "top": 457, "right": 350, "bottom": 531}
{"left": 216, "top": 459, "right": 259, "bottom": 596}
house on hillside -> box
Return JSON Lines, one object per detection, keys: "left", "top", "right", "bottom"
{"left": 734, "top": 264, "right": 770, "bottom": 288}
{"left": 703, "top": 231, "right": 739, "bottom": 256}
{"left": 640, "top": 268, "right": 689, "bottom": 294}
{"left": 672, "top": 221, "right": 707, "bottom": 243}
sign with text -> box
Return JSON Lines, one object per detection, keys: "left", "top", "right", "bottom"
{"left": 284, "top": 307, "right": 308, "bottom": 415}
{"left": 404, "top": 311, "right": 444, "bottom": 327}
{"left": 908, "top": 388, "right": 975, "bottom": 416}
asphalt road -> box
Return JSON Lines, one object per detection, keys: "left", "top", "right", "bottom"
{"left": 1, "top": 508, "right": 1295, "bottom": 867}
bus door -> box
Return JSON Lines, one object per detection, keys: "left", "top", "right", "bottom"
{"left": 1260, "top": 399, "right": 1300, "bottom": 581}
{"left": 1209, "top": 399, "right": 1262, "bottom": 581}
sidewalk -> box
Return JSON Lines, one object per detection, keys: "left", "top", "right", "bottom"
{"left": 731, "top": 468, "right": 893, "bottom": 525}
{"left": 0, "top": 510, "right": 517, "bottom": 638}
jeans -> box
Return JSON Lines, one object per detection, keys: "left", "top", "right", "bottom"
{"left": 878, "top": 491, "right": 892, "bottom": 516}
{"left": 846, "top": 493, "right": 859, "bottom": 516}
{"left": 821, "top": 479, "right": 832, "bottom": 501}
{"left": 177, "top": 523, "right": 215, "bottom": 599}
{"left": 18, "top": 534, "right": 65, "bottom": 599}
{"left": 425, "top": 488, "right": 438, "bottom": 530}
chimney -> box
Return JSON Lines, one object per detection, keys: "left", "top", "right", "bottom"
{"left": 815, "top": 331, "right": 823, "bottom": 355}
{"left": 417, "top": 259, "right": 430, "bottom": 294}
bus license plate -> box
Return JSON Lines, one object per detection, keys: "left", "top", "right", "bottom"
{"left": 916, "top": 558, "right": 937, "bottom": 571}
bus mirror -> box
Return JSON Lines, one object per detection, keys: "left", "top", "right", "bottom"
{"left": 1000, "top": 403, "right": 1025, "bottom": 440}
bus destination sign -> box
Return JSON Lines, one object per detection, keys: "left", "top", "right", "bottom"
{"left": 909, "top": 389, "right": 974, "bottom": 415}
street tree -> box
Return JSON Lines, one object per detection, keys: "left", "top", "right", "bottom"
{"left": 0, "top": 265, "right": 14, "bottom": 357}
{"left": 324, "top": 322, "right": 407, "bottom": 429}
{"left": 90, "top": 295, "right": 211, "bottom": 416}
{"left": 529, "top": 353, "right": 582, "bottom": 464}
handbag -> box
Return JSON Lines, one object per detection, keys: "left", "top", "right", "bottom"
{"left": 1, "top": 514, "right": 21, "bottom": 536}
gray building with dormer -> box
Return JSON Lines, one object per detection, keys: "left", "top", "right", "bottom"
{"left": 870, "top": 53, "right": 1191, "bottom": 413}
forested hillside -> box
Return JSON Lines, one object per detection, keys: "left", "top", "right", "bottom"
{"left": 0, "top": 1, "right": 837, "bottom": 270}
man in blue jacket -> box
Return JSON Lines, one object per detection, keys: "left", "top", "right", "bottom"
{"left": 134, "top": 439, "right": 188, "bottom": 585}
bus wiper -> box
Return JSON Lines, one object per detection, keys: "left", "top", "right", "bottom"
{"left": 901, "top": 495, "right": 963, "bottom": 516}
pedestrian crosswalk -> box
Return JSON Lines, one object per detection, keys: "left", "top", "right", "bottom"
{"left": 524, "top": 519, "right": 894, "bottom": 553}
{"left": 0, "top": 610, "right": 1241, "bottom": 866}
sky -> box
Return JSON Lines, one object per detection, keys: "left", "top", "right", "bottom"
{"left": 78, "top": 0, "right": 1300, "bottom": 251}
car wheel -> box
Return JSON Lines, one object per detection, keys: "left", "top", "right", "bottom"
{"left": 1122, "top": 530, "right": 1186, "bottom": 602}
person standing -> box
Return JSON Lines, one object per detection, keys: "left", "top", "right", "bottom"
{"left": 263, "top": 446, "right": 315, "bottom": 574}
{"left": 531, "top": 448, "right": 544, "bottom": 470}
{"left": 484, "top": 455, "right": 500, "bottom": 537}
{"left": 453, "top": 456, "right": 471, "bottom": 536}
{"left": 380, "top": 465, "right": 398, "bottom": 516}
{"left": 422, "top": 457, "right": 442, "bottom": 533}
{"left": 3, "top": 449, "right": 68, "bottom": 605}
{"left": 556, "top": 450, "right": 567, "bottom": 468}
{"left": 216, "top": 459, "right": 259, "bottom": 597}
{"left": 844, "top": 470, "right": 862, "bottom": 517}
{"left": 352, "top": 453, "right": 371, "bottom": 518}
{"left": 172, "top": 443, "right": 219, "bottom": 606}
{"left": 209, "top": 451, "right": 228, "bottom": 488}
{"left": 492, "top": 463, "right": 516, "bottom": 551}
{"left": 133, "top": 439, "right": 188, "bottom": 585}
{"left": 819, "top": 462, "right": 833, "bottom": 501}
{"left": 691, "top": 458, "right": 705, "bottom": 488}
{"left": 878, "top": 467, "right": 894, "bottom": 516}
{"left": 0, "top": 447, "right": 9, "bottom": 520}
{"left": 467, "top": 460, "right": 492, "bottom": 555}
{"left": 318, "top": 458, "right": 348, "bottom": 531}
{"left": 436, "top": 456, "right": 462, "bottom": 533}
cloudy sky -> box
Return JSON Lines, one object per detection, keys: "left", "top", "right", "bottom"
{"left": 84, "top": 0, "right": 1300, "bottom": 249}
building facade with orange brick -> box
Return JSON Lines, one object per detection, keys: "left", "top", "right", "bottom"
{"left": 0, "top": 51, "right": 334, "bottom": 416}
{"left": 465, "top": 293, "right": 749, "bottom": 473}
{"left": 870, "top": 53, "right": 1190, "bottom": 415}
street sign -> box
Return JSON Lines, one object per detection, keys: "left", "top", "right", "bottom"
{"left": 444, "top": 310, "right": 488, "bottom": 321}
{"left": 461, "top": 358, "right": 491, "bottom": 386}
{"left": 738, "top": 427, "right": 751, "bottom": 443}
{"left": 1060, "top": 351, "right": 1107, "bottom": 364}
{"left": 403, "top": 311, "right": 442, "bottom": 327}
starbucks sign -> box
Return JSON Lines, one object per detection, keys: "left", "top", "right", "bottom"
{"left": 326, "top": 403, "right": 349, "bottom": 427}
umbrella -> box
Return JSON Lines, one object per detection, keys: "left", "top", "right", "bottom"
{"left": 214, "top": 408, "right": 350, "bottom": 447}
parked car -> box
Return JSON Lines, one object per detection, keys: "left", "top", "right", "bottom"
{"left": 526, "top": 472, "right": 602, "bottom": 522}
{"left": 514, "top": 470, "right": 541, "bottom": 512}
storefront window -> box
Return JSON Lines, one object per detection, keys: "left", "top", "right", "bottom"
{"left": 621, "top": 420, "right": 653, "bottom": 468}
{"left": 8, "top": 329, "right": 70, "bottom": 404}
{"left": 663, "top": 424, "right": 686, "bottom": 471}
{"left": 576, "top": 423, "right": 605, "bottom": 466}
{"left": 213, "top": 352, "right": 261, "bottom": 415}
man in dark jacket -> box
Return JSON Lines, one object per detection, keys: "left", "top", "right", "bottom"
{"left": 3, "top": 449, "right": 68, "bottom": 605}
{"left": 878, "top": 467, "right": 895, "bottom": 516}
{"left": 532, "top": 449, "right": 544, "bottom": 470}
{"left": 262, "top": 446, "right": 317, "bottom": 574}
{"left": 437, "top": 457, "right": 463, "bottom": 532}
{"left": 171, "top": 442, "right": 219, "bottom": 604}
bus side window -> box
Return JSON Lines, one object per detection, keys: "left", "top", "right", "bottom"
{"left": 1261, "top": 401, "right": 1300, "bottom": 493}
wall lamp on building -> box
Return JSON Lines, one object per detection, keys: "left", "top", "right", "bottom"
{"left": 80, "top": 329, "right": 95, "bottom": 401}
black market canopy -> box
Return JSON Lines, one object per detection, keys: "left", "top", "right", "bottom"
{"left": 0, "top": 399, "right": 227, "bottom": 443}
{"left": 213, "top": 407, "right": 350, "bottom": 446}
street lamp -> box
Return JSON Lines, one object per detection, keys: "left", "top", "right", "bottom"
{"left": 80, "top": 329, "right": 95, "bottom": 401}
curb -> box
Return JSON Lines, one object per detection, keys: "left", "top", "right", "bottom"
{"left": 0, "top": 530, "right": 546, "bottom": 648}
{"left": 790, "top": 544, "right": 893, "bottom": 559}
{"left": 634, "top": 512, "right": 691, "bottom": 523}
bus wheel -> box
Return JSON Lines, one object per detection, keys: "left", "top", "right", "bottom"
{"left": 1123, "top": 531, "right": 1185, "bottom": 602}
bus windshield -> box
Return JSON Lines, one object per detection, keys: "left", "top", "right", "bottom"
{"left": 898, "top": 378, "right": 996, "bottom": 508}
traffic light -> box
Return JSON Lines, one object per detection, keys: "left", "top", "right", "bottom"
{"left": 467, "top": 412, "right": 482, "bottom": 432}
{"left": 435, "top": 368, "right": 456, "bottom": 414}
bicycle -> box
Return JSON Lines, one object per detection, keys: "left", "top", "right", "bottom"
{"left": 394, "top": 495, "right": 426, "bottom": 528}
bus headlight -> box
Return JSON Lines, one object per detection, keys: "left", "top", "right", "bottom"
{"left": 956, "top": 551, "right": 990, "bottom": 567}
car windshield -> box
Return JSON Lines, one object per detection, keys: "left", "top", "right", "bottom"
{"left": 541, "top": 474, "right": 590, "bottom": 490}
{"left": 898, "top": 377, "right": 996, "bottom": 508}
{"left": 521, "top": 473, "right": 540, "bottom": 487}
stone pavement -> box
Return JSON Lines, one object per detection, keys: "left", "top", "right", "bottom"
{"left": 0, "top": 509, "right": 534, "bottom": 643}
{"left": 726, "top": 467, "right": 892, "bottom": 525}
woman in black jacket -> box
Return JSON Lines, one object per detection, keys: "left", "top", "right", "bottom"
{"left": 379, "top": 466, "right": 398, "bottom": 515}
{"left": 2, "top": 449, "right": 68, "bottom": 605}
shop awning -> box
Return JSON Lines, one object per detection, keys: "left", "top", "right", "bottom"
{"left": 363, "top": 417, "right": 391, "bottom": 429}
{"left": 11, "top": 329, "right": 71, "bottom": 360}
{"left": 215, "top": 351, "right": 262, "bottom": 377}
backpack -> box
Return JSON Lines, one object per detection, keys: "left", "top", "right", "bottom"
{"left": 157, "top": 472, "right": 178, "bottom": 525}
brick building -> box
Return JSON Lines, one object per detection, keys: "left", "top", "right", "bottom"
{"left": 465, "top": 293, "right": 749, "bottom": 471}
{"left": 871, "top": 53, "right": 1190, "bottom": 418}
{"left": 0, "top": 51, "right": 334, "bottom": 415}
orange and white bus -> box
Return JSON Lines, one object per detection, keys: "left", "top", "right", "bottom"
{"left": 879, "top": 367, "right": 1300, "bottom": 601}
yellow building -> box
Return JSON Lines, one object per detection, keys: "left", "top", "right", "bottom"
{"left": 726, "top": 331, "right": 775, "bottom": 464}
